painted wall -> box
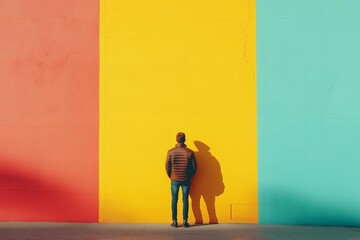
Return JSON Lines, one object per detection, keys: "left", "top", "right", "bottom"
{"left": 100, "top": 0, "right": 258, "bottom": 223}
{"left": 0, "top": 1, "right": 99, "bottom": 221}
{"left": 2, "top": 0, "right": 360, "bottom": 226}
{"left": 257, "top": 0, "right": 360, "bottom": 226}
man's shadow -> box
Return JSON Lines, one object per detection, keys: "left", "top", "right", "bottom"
{"left": 190, "top": 141, "right": 225, "bottom": 224}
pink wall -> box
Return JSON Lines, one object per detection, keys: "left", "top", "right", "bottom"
{"left": 0, "top": 0, "right": 99, "bottom": 221}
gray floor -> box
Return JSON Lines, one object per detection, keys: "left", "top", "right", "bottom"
{"left": 0, "top": 222, "right": 360, "bottom": 240}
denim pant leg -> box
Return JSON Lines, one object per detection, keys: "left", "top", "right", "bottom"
{"left": 181, "top": 181, "right": 190, "bottom": 221}
{"left": 171, "top": 181, "right": 181, "bottom": 221}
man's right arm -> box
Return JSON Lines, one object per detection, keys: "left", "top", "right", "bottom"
{"left": 189, "top": 152, "right": 197, "bottom": 179}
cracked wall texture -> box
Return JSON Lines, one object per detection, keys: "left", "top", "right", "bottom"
{"left": 257, "top": 0, "right": 360, "bottom": 226}
{"left": 100, "top": 0, "right": 257, "bottom": 223}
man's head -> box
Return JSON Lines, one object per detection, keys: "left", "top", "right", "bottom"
{"left": 176, "top": 132, "right": 186, "bottom": 143}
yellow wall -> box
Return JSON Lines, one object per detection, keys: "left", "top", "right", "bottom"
{"left": 100, "top": 0, "right": 257, "bottom": 223}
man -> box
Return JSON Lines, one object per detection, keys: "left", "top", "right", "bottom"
{"left": 165, "top": 132, "right": 197, "bottom": 228}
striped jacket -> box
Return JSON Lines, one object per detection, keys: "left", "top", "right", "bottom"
{"left": 165, "top": 143, "right": 197, "bottom": 182}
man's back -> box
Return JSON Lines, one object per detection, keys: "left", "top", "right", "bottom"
{"left": 166, "top": 143, "right": 197, "bottom": 182}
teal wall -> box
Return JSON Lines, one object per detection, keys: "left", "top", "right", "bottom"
{"left": 257, "top": 0, "right": 360, "bottom": 226}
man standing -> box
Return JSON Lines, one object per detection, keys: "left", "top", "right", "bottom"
{"left": 165, "top": 132, "right": 197, "bottom": 228}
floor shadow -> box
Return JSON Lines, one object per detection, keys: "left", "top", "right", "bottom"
{"left": 190, "top": 141, "right": 225, "bottom": 224}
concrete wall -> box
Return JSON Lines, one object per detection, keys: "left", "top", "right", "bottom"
{"left": 2, "top": 0, "right": 360, "bottom": 226}
{"left": 100, "top": 0, "right": 258, "bottom": 223}
{"left": 257, "top": 0, "right": 360, "bottom": 226}
{"left": 0, "top": 0, "right": 99, "bottom": 221}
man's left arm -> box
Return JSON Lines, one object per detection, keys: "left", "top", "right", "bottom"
{"left": 165, "top": 152, "right": 172, "bottom": 178}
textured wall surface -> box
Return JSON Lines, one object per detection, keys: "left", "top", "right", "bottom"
{"left": 2, "top": 0, "right": 360, "bottom": 226}
{"left": 100, "top": 0, "right": 257, "bottom": 223}
{"left": 0, "top": 0, "right": 99, "bottom": 221}
{"left": 257, "top": 0, "right": 360, "bottom": 226}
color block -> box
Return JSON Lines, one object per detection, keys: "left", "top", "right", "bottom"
{"left": 257, "top": 0, "right": 360, "bottom": 226}
{"left": 0, "top": 0, "right": 99, "bottom": 222}
{"left": 100, "top": 0, "right": 258, "bottom": 223}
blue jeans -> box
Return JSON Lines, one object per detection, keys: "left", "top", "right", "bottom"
{"left": 171, "top": 180, "right": 190, "bottom": 221}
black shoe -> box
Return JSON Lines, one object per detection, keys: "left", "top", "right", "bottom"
{"left": 171, "top": 221, "right": 178, "bottom": 228}
{"left": 183, "top": 221, "right": 190, "bottom": 228}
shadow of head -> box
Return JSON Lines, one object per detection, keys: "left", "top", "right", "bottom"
{"left": 194, "top": 141, "right": 210, "bottom": 152}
